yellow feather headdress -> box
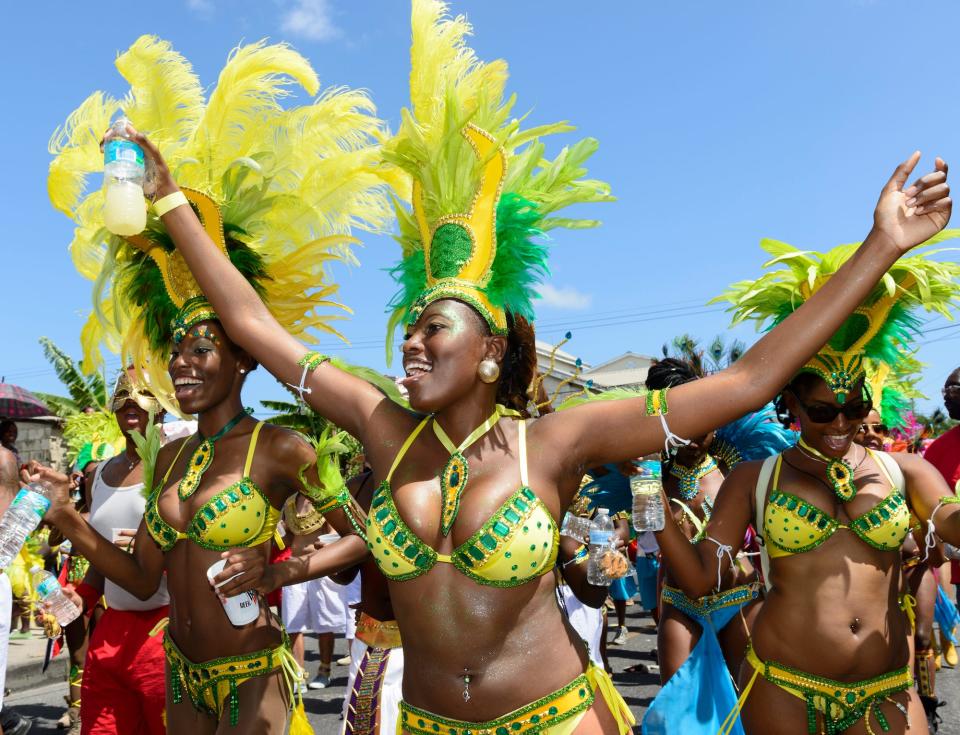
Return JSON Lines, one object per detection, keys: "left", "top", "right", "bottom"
{"left": 383, "top": 0, "right": 613, "bottom": 357}
{"left": 49, "top": 36, "right": 396, "bottom": 412}
{"left": 714, "top": 234, "right": 960, "bottom": 403}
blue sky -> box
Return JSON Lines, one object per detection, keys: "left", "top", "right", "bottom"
{"left": 3, "top": 0, "right": 959, "bottom": 417}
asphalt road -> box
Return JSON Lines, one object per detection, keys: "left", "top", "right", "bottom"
{"left": 7, "top": 603, "right": 960, "bottom": 733}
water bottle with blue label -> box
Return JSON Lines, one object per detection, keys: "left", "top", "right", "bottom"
{"left": 631, "top": 459, "right": 665, "bottom": 533}
{"left": 31, "top": 566, "right": 81, "bottom": 626}
{"left": 0, "top": 482, "right": 53, "bottom": 569}
{"left": 587, "top": 508, "right": 614, "bottom": 586}
{"left": 103, "top": 118, "right": 147, "bottom": 236}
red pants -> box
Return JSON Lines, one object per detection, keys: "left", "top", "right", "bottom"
{"left": 80, "top": 606, "right": 168, "bottom": 735}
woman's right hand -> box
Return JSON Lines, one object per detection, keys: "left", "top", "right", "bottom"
{"left": 20, "top": 462, "right": 73, "bottom": 524}
{"left": 102, "top": 123, "right": 178, "bottom": 200}
{"left": 872, "top": 152, "right": 951, "bottom": 255}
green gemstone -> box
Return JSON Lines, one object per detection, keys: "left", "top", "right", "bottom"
{"left": 530, "top": 715, "right": 540, "bottom": 723}
{"left": 845, "top": 691, "right": 856, "bottom": 704}
{"left": 383, "top": 519, "right": 397, "bottom": 535}
{"left": 468, "top": 546, "right": 484, "bottom": 561}
{"left": 503, "top": 509, "right": 521, "bottom": 524}
{"left": 227, "top": 491, "right": 239, "bottom": 503}
{"left": 548, "top": 707, "right": 558, "bottom": 716}
{"left": 404, "top": 545, "right": 419, "bottom": 559}
{"left": 395, "top": 531, "right": 407, "bottom": 546}
{"left": 480, "top": 534, "right": 497, "bottom": 550}
{"left": 492, "top": 521, "right": 510, "bottom": 537}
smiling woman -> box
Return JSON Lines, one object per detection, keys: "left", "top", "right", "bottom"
{"left": 38, "top": 34, "right": 394, "bottom": 735}
{"left": 654, "top": 239, "right": 960, "bottom": 735}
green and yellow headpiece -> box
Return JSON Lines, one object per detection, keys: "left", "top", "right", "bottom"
{"left": 714, "top": 236, "right": 960, "bottom": 403}
{"left": 384, "top": 0, "right": 613, "bottom": 356}
{"left": 48, "top": 35, "right": 394, "bottom": 413}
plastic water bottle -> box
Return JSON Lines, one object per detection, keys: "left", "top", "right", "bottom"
{"left": 631, "top": 461, "right": 665, "bottom": 533}
{"left": 0, "top": 483, "right": 53, "bottom": 570}
{"left": 103, "top": 118, "right": 147, "bottom": 236}
{"left": 560, "top": 512, "right": 592, "bottom": 543}
{"left": 587, "top": 508, "right": 615, "bottom": 586}
{"left": 31, "top": 566, "right": 81, "bottom": 626}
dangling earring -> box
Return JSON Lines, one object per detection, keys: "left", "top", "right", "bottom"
{"left": 477, "top": 359, "right": 500, "bottom": 383}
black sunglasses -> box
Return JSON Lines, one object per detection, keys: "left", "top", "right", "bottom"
{"left": 789, "top": 392, "right": 873, "bottom": 424}
{"left": 858, "top": 422, "right": 888, "bottom": 434}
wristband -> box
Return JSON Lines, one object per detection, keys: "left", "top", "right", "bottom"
{"left": 153, "top": 190, "right": 189, "bottom": 217}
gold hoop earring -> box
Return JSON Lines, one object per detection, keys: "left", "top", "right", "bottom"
{"left": 478, "top": 359, "right": 500, "bottom": 384}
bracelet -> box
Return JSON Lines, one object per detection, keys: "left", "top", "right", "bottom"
{"left": 562, "top": 544, "right": 589, "bottom": 568}
{"left": 153, "top": 190, "right": 189, "bottom": 217}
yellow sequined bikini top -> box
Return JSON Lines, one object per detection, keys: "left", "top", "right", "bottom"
{"left": 144, "top": 422, "right": 282, "bottom": 552}
{"left": 367, "top": 417, "right": 559, "bottom": 586}
{"left": 763, "top": 449, "right": 910, "bottom": 557}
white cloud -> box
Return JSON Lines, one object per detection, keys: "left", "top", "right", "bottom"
{"left": 185, "top": 0, "right": 213, "bottom": 14}
{"left": 537, "top": 284, "right": 592, "bottom": 310}
{"left": 280, "top": 0, "right": 342, "bottom": 42}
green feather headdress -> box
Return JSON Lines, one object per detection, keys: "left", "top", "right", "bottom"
{"left": 865, "top": 356, "right": 924, "bottom": 431}
{"left": 48, "top": 35, "right": 396, "bottom": 412}
{"left": 713, "top": 235, "right": 960, "bottom": 402}
{"left": 383, "top": 0, "right": 613, "bottom": 359}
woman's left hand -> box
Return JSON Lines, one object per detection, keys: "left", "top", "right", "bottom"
{"left": 872, "top": 152, "right": 951, "bottom": 254}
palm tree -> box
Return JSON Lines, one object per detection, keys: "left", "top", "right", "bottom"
{"left": 34, "top": 337, "right": 108, "bottom": 417}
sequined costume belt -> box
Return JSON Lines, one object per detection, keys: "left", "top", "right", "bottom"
{"left": 743, "top": 642, "right": 912, "bottom": 735}
{"left": 660, "top": 583, "right": 757, "bottom": 624}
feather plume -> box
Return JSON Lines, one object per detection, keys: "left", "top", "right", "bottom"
{"left": 384, "top": 0, "right": 613, "bottom": 351}
{"left": 50, "top": 35, "right": 397, "bottom": 414}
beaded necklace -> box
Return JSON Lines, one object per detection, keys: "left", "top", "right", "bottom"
{"left": 177, "top": 409, "right": 249, "bottom": 500}
{"left": 796, "top": 438, "right": 862, "bottom": 502}
{"left": 668, "top": 455, "right": 718, "bottom": 501}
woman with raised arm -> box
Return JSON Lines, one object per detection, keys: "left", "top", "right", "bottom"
{"left": 131, "top": 2, "right": 951, "bottom": 732}
{"left": 39, "top": 36, "right": 392, "bottom": 734}
{"left": 654, "top": 239, "right": 960, "bottom": 734}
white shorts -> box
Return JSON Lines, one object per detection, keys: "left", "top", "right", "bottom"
{"left": 282, "top": 576, "right": 353, "bottom": 634}
{"left": 341, "top": 637, "right": 404, "bottom": 735}
{"left": 559, "top": 584, "right": 603, "bottom": 667}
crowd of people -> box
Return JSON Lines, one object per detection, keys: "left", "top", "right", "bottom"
{"left": 1, "top": 1, "right": 959, "bottom": 734}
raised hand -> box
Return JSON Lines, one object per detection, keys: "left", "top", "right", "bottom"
{"left": 21, "top": 462, "right": 73, "bottom": 522}
{"left": 873, "top": 152, "right": 951, "bottom": 254}
{"left": 101, "top": 123, "right": 176, "bottom": 200}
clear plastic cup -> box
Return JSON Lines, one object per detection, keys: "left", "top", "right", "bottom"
{"left": 206, "top": 559, "right": 261, "bottom": 627}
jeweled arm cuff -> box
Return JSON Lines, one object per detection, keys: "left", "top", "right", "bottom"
{"left": 286, "top": 351, "right": 330, "bottom": 401}
{"left": 297, "top": 468, "right": 369, "bottom": 543}
{"left": 645, "top": 388, "right": 669, "bottom": 417}
{"left": 562, "top": 544, "right": 589, "bottom": 568}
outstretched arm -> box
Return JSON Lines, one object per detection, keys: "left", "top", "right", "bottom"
{"left": 554, "top": 154, "right": 951, "bottom": 475}
{"left": 655, "top": 463, "right": 756, "bottom": 599}
{"left": 28, "top": 464, "right": 165, "bottom": 601}
{"left": 123, "top": 127, "right": 393, "bottom": 443}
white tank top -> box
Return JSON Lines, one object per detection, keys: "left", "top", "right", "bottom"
{"left": 88, "top": 463, "right": 169, "bottom": 611}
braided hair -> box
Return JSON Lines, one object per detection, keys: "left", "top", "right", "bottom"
{"left": 645, "top": 357, "right": 700, "bottom": 391}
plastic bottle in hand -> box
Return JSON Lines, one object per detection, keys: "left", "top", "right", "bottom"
{"left": 631, "top": 460, "right": 665, "bottom": 533}
{"left": 103, "top": 118, "right": 146, "bottom": 236}
{"left": 31, "top": 566, "right": 81, "bottom": 626}
{"left": 0, "top": 482, "right": 53, "bottom": 569}
{"left": 560, "top": 512, "right": 592, "bottom": 543}
{"left": 587, "top": 508, "right": 614, "bottom": 586}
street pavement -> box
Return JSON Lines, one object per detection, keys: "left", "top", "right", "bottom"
{"left": 7, "top": 602, "right": 960, "bottom": 733}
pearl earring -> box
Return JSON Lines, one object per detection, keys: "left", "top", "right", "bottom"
{"left": 477, "top": 359, "right": 500, "bottom": 383}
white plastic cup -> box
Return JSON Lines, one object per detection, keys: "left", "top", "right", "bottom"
{"left": 206, "top": 559, "right": 261, "bottom": 627}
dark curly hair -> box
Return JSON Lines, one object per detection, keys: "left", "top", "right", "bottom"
{"left": 645, "top": 357, "right": 699, "bottom": 391}
{"left": 497, "top": 314, "right": 537, "bottom": 417}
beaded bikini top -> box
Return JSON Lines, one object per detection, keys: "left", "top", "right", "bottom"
{"left": 145, "top": 422, "right": 281, "bottom": 552}
{"left": 367, "top": 417, "right": 559, "bottom": 586}
{"left": 763, "top": 449, "right": 910, "bottom": 557}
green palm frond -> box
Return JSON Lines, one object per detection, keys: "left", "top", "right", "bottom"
{"left": 33, "top": 392, "right": 81, "bottom": 418}
{"left": 39, "top": 337, "right": 107, "bottom": 410}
